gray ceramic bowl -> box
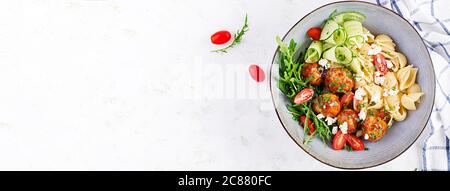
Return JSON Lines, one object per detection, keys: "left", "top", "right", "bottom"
{"left": 270, "top": 1, "right": 435, "bottom": 169}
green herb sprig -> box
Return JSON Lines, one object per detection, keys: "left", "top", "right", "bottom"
{"left": 211, "top": 15, "right": 249, "bottom": 53}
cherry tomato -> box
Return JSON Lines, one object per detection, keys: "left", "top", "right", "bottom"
{"left": 307, "top": 27, "right": 322, "bottom": 41}
{"left": 340, "top": 92, "right": 354, "bottom": 108}
{"left": 300, "top": 115, "right": 315, "bottom": 135}
{"left": 294, "top": 88, "right": 314, "bottom": 105}
{"left": 248, "top": 65, "right": 265, "bottom": 82}
{"left": 345, "top": 135, "right": 365, "bottom": 151}
{"left": 373, "top": 54, "right": 388, "bottom": 76}
{"left": 211, "top": 30, "right": 232, "bottom": 45}
{"left": 332, "top": 130, "right": 347, "bottom": 150}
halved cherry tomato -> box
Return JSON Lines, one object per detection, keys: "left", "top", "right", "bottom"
{"left": 345, "top": 135, "right": 365, "bottom": 151}
{"left": 340, "top": 92, "right": 354, "bottom": 108}
{"left": 294, "top": 88, "right": 314, "bottom": 105}
{"left": 248, "top": 65, "right": 265, "bottom": 82}
{"left": 332, "top": 130, "right": 347, "bottom": 150}
{"left": 307, "top": 27, "right": 321, "bottom": 41}
{"left": 373, "top": 54, "right": 388, "bottom": 76}
{"left": 300, "top": 115, "right": 315, "bottom": 135}
{"left": 211, "top": 30, "right": 232, "bottom": 45}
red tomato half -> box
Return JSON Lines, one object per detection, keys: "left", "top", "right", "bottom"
{"left": 300, "top": 115, "right": 315, "bottom": 135}
{"left": 211, "top": 30, "right": 232, "bottom": 45}
{"left": 332, "top": 130, "right": 347, "bottom": 150}
{"left": 373, "top": 54, "right": 388, "bottom": 76}
{"left": 248, "top": 65, "right": 265, "bottom": 82}
{"left": 345, "top": 135, "right": 365, "bottom": 151}
{"left": 340, "top": 92, "right": 354, "bottom": 108}
{"left": 307, "top": 27, "right": 321, "bottom": 41}
{"left": 294, "top": 88, "right": 314, "bottom": 105}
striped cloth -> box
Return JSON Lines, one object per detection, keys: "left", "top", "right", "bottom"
{"left": 374, "top": 0, "right": 450, "bottom": 171}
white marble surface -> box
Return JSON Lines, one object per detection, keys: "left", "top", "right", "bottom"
{"left": 0, "top": 0, "right": 428, "bottom": 170}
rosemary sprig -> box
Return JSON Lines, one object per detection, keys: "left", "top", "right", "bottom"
{"left": 211, "top": 14, "right": 249, "bottom": 53}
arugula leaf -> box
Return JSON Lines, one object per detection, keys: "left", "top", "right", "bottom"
{"left": 276, "top": 38, "right": 332, "bottom": 144}
{"left": 211, "top": 15, "right": 249, "bottom": 53}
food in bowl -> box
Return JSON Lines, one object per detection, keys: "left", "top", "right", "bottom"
{"left": 276, "top": 11, "right": 424, "bottom": 151}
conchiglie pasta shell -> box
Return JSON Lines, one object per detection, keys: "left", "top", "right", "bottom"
{"left": 364, "top": 84, "right": 383, "bottom": 110}
{"left": 407, "top": 83, "right": 421, "bottom": 94}
{"left": 396, "top": 66, "right": 418, "bottom": 91}
{"left": 363, "top": 27, "right": 374, "bottom": 43}
{"left": 407, "top": 92, "right": 424, "bottom": 103}
{"left": 384, "top": 94, "right": 401, "bottom": 112}
{"left": 359, "top": 43, "right": 372, "bottom": 62}
{"left": 383, "top": 72, "right": 398, "bottom": 89}
{"left": 401, "top": 94, "right": 416, "bottom": 110}
{"left": 392, "top": 107, "right": 407, "bottom": 121}
{"left": 375, "top": 34, "right": 396, "bottom": 52}
{"left": 368, "top": 98, "right": 383, "bottom": 110}
{"left": 395, "top": 52, "right": 407, "bottom": 68}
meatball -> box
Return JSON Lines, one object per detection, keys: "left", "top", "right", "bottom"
{"left": 301, "top": 62, "right": 322, "bottom": 86}
{"left": 325, "top": 67, "right": 355, "bottom": 93}
{"left": 362, "top": 116, "right": 388, "bottom": 142}
{"left": 370, "top": 109, "right": 390, "bottom": 123}
{"left": 337, "top": 109, "right": 358, "bottom": 133}
{"left": 312, "top": 93, "right": 342, "bottom": 117}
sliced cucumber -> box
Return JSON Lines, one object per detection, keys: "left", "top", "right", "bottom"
{"left": 323, "top": 46, "right": 338, "bottom": 63}
{"left": 333, "top": 11, "right": 366, "bottom": 25}
{"left": 324, "top": 28, "right": 347, "bottom": 45}
{"left": 346, "top": 35, "right": 364, "bottom": 48}
{"left": 322, "top": 42, "right": 335, "bottom": 51}
{"left": 304, "top": 41, "right": 323, "bottom": 63}
{"left": 320, "top": 19, "right": 339, "bottom": 40}
{"left": 335, "top": 46, "right": 353, "bottom": 65}
{"left": 323, "top": 46, "right": 353, "bottom": 65}
{"left": 343, "top": 20, "right": 363, "bottom": 37}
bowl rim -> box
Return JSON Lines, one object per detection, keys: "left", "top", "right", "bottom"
{"left": 269, "top": 0, "right": 436, "bottom": 170}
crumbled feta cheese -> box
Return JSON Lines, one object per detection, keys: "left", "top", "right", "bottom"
{"left": 339, "top": 122, "right": 348, "bottom": 134}
{"left": 388, "top": 89, "right": 399, "bottom": 96}
{"left": 374, "top": 75, "right": 385, "bottom": 85}
{"left": 368, "top": 44, "right": 382, "bottom": 55}
{"left": 358, "top": 110, "right": 366, "bottom": 121}
{"left": 332, "top": 126, "right": 338, "bottom": 135}
{"left": 364, "top": 134, "right": 369, "bottom": 140}
{"left": 325, "top": 117, "right": 337, "bottom": 126}
{"left": 372, "top": 92, "right": 381, "bottom": 103}
{"left": 383, "top": 89, "right": 389, "bottom": 97}
{"left": 386, "top": 60, "right": 394, "bottom": 69}
{"left": 354, "top": 88, "right": 366, "bottom": 101}
{"left": 317, "top": 114, "right": 325, "bottom": 120}
{"left": 318, "top": 59, "right": 329, "bottom": 69}
{"left": 376, "top": 57, "right": 382, "bottom": 64}
{"left": 374, "top": 71, "right": 381, "bottom": 77}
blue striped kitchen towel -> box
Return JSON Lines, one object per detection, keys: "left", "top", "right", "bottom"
{"left": 374, "top": 0, "right": 450, "bottom": 171}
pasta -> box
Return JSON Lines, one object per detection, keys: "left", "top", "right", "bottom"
{"left": 401, "top": 94, "right": 416, "bottom": 110}
{"left": 397, "top": 65, "right": 418, "bottom": 91}
{"left": 382, "top": 72, "right": 398, "bottom": 89}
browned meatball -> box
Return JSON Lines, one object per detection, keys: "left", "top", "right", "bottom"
{"left": 301, "top": 62, "right": 322, "bottom": 86}
{"left": 362, "top": 116, "right": 388, "bottom": 142}
{"left": 312, "top": 93, "right": 342, "bottom": 117}
{"left": 337, "top": 109, "right": 358, "bottom": 133}
{"left": 325, "top": 67, "right": 355, "bottom": 93}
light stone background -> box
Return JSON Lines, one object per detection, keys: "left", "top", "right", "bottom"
{"left": 0, "top": 0, "right": 428, "bottom": 170}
